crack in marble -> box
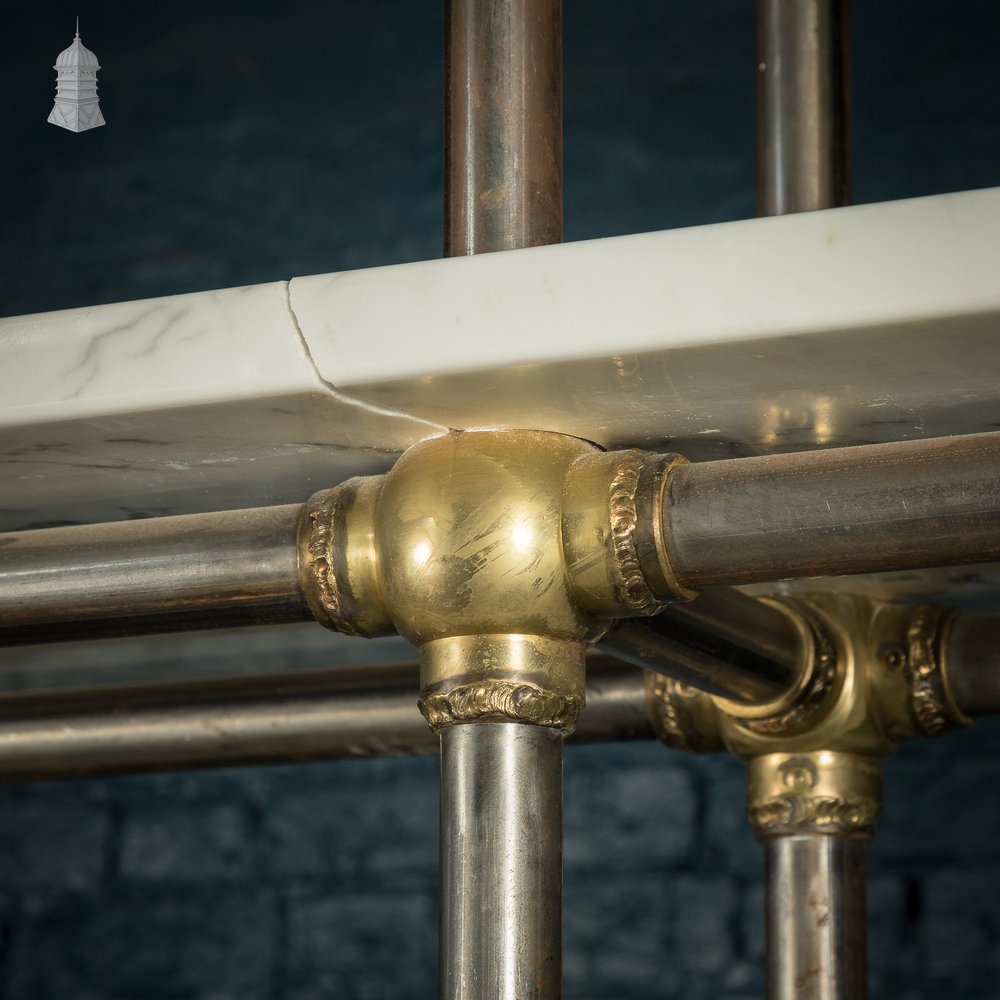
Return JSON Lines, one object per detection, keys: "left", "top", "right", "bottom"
{"left": 281, "top": 280, "right": 446, "bottom": 433}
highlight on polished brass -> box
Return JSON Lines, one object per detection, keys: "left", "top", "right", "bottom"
{"left": 297, "top": 428, "right": 697, "bottom": 731}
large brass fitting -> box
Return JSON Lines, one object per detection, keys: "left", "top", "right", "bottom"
{"left": 297, "top": 430, "right": 693, "bottom": 732}
{"left": 646, "top": 595, "right": 971, "bottom": 840}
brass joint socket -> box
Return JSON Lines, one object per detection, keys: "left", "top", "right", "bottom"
{"left": 297, "top": 430, "right": 695, "bottom": 732}
{"left": 645, "top": 598, "right": 845, "bottom": 755}
{"left": 646, "top": 595, "right": 972, "bottom": 840}
{"left": 747, "top": 751, "right": 881, "bottom": 841}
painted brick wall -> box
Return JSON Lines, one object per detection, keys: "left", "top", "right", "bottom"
{"left": 0, "top": 725, "right": 998, "bottom": 998}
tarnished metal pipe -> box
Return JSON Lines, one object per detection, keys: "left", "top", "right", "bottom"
{"left": 440, "top": 723, "right": 563, "bottom": 1000}
{"left": 444, "top": 0, "right": 562, "bottom": 254}
{"left": 0, "top": 505, "right": 307, "bottom": 644}
{"left": 662, "top": 432, "right": 1000, "bottom": 590}
{"left": 757, "top": 0, "right": 851, "bottom": 215}
{"left": 0, "top": 658, "right": 650, "bottom": 783}
{"left": 444, "top": 5, "right": 563, "bottom": 993}
{"left": 945, "top": 611, "right": 1000, "bottom": 718}
{"left": 749, "top": 752, "right": 878, "bottom": 1000}
{"left": 765, "top": 836, "right": 867, "bottom": 1000}
{"left": 3, "top": 433, "right": 998, "bottom": 648}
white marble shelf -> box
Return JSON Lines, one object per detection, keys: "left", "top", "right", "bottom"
{"left": 1, "top": 187, "right": 998, "bottom": 606}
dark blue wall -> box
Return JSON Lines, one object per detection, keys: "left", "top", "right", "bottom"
{"left": 2, "top": 3, "right": 1000, "bottom": 998}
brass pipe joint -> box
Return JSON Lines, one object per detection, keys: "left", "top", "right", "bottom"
{"left": 646, "top": 595, "right": 971, "bottom": 839}
{"left": 297, "top": 430, "right": 694, "bottom": 733}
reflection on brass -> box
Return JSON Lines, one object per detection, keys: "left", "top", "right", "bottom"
{"left": 747, "top": 752, "right": 881, "bottom": 840}
{"left": 715, "top": 600, "right": 839, "bottom": 735}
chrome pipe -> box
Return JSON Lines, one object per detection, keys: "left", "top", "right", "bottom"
{"left": 602, "top": 587, "right": 805, "bottom": 705}
{"left": 444, "top": 0, "right": 562, "bottom": 255}
{"left": 0, "top": 504, "right": 307, "bottom": 644}
{"left": 439, "top": 723, "right": 563, "bottom": 1000}
{"left": 765, "top": 836, "right": 867, "bottom": 1000}
{"left": 757, "top": 0, "right": 851, "bottom": 215}
{"left": 0, "top": 659, "right": 650, "bottom": 782}
{"left": 945, "top": 611, "right": 1000, "bottom": 718}
{"left": 663, "top": 432, "right": 1000, "bottom": 590}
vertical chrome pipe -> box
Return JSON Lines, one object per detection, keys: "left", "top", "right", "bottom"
{"left": 444, "top": 0, "right": 563, "bottom": 254}
{"left": 756, "top": 0, "right": 851, "bottom": 215}
{"left": 756, "top": 10, "right": 857, "bottom": 994}
{"left": 441, "top": 2, "right": 565, "bottom": 996}
{"left": 765, "top": 837, "right": 867, "bottom": 1000}
{"left": 440, "top": 723, "right": 563, "bottom": 1000}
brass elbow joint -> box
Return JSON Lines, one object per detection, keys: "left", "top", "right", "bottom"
{"left": 297, "top": 430, "right": 694, "bottom": 732}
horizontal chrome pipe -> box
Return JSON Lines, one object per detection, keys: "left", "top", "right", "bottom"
{"left": 0, "top": 658, "right": 651, "bottom": 782}
{"left": 602, "top": 587, "right": 806, "bottom": 705}
{"left": 3, "top": 432, "right": 998, "bottom": 647}
{"left": 664, "top": 432, "right": 1000, "bottom": 589}
{"left": 0, "top": 505, "right": 307, "bottom": 644}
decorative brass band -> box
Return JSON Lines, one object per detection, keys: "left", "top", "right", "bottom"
{"left": 644, "top": 671, "right": 724, "bottom": 754}
{"left": 726, "top": 601, "right": 840, "bottom": 736}
{"left": 905, "top": 604, "right": 970, "bottom": 736}
{"left": 747, "top": 751, "right": 881, "bottom": 841}
{"left": 632, "top": 452, "right": 699, "bottom": 603}
{"left": 563, "top": 448, "right": 697, "bottom": 619}
{"left": 297, "top": 478, "right": 391, "bottom": 639}
{"left": 420, "top": 679, "right": 584, "bottom": 732}
{"left": 419, "top": 634, "right": 587, "bottom": 733}
{"left": 606, "top": 451, "right": 669, "bottom": 615}
{"left": 300, "top": 487, "right": 350, "bottom": 631}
